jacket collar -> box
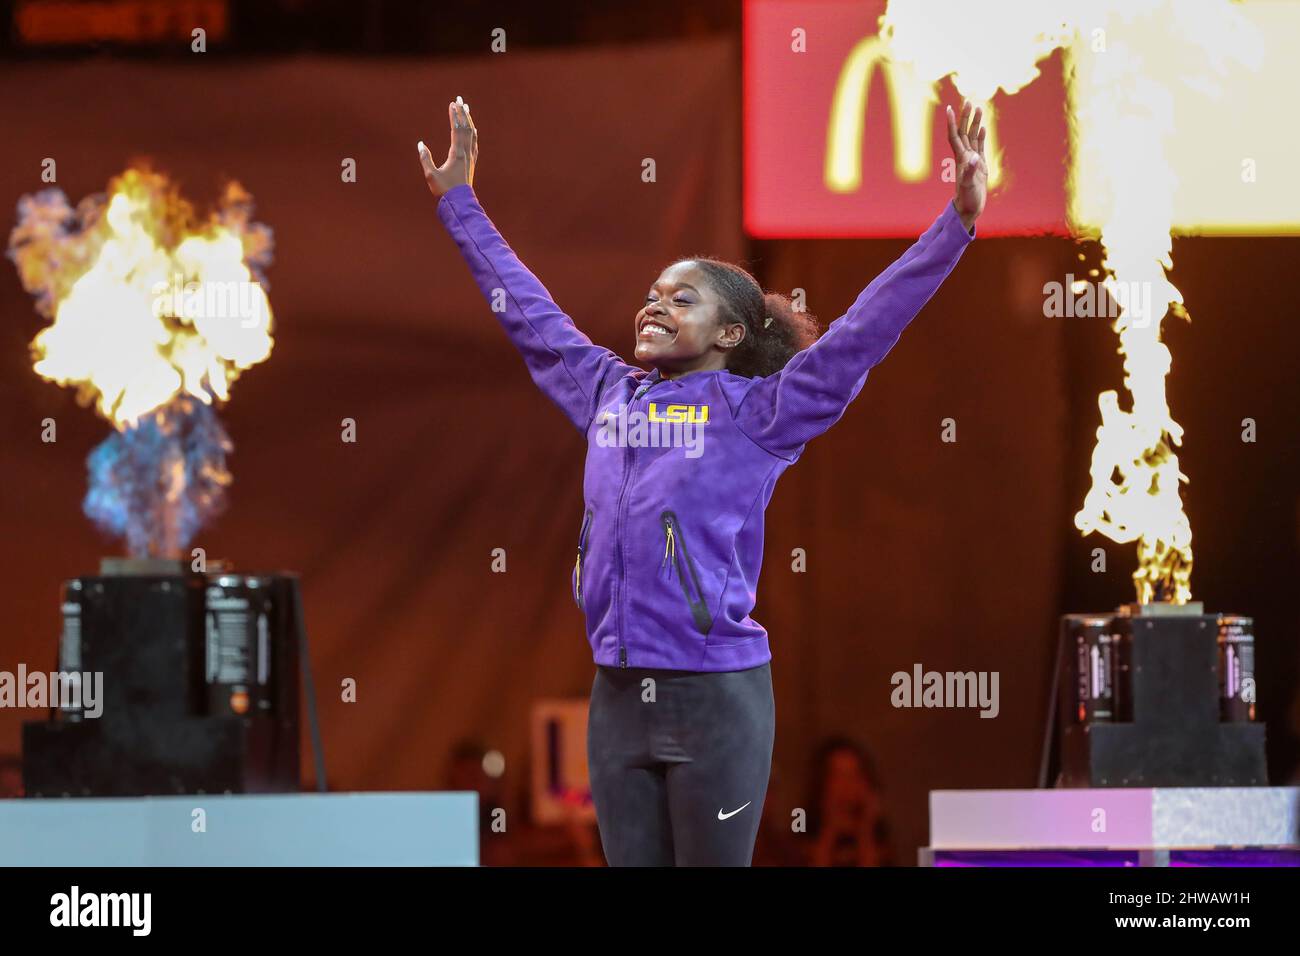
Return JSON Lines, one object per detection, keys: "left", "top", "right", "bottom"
{"left": 644, "top": 367, "right": 730, "bottom": 389}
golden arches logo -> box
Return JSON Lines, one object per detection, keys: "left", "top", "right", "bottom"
{"left": 825, "top": 36, "right": 1003, "bottom": 193}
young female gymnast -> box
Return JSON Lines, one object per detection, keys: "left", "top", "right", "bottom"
{"left": 420, "top": 94, "right": 986, "bottom": 866}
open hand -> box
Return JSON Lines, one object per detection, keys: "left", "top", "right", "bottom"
{"left": 418, "top": 95, "right": 478, "bottom": 197}
{"left": 945, "top": 100, "right": 987, "bottom": 231}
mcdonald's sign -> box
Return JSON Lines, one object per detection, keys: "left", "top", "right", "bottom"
{"left": 743, "top": 0, "right": 1300, "bottom": 238}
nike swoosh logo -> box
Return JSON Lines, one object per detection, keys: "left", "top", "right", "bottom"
{"left": 717, "top": 801, "right": 751, "bottom": 821}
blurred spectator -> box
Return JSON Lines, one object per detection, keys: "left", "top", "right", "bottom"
{"left": 0, "top": 754, "right": 22, "bottom": 798}
{"left": 513, "top": 781, "right": 605, "bottom": 867}
{"left": 443, "top": 739, "right": 605, "bottom": 865}
{"left": 443, "top": 738, "right": 515, "bottom": 865}
{"left": 556, "top": 786, "right": 604, "bottom": 866}
{"left": 509, "top": 750, "right": 605, "bottom": 867}
{"left": 1288, "top": 684, "right": 1300, "bottom": 783}
{"left": 803, "top": 736, "right": 896, "bottom": 866}
{"left": 752, "top": 759, "right": 804, "bottom": 866}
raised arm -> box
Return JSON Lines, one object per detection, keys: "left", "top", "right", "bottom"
{"left": 420, "top": 97, "right": 636, "bottom": 432}
{"left": 733, "top": 101, "right": 987, "bottom": 460}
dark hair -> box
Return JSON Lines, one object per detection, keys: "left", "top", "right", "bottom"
{"left": 807, "top": 735, "right": 883, "bottom": 807}
{"left": 674, "top": 257, "right": 820, "bottom": 378}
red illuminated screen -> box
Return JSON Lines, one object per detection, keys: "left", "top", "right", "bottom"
{"left": 743, "top": 0, "right": 1071, "bottom": 238}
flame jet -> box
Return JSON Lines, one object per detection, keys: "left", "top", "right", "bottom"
{"left": 879, "top": 0, "right": 1264, "bottom": 604}
{"left": 8, "top": 167, "right": 275, "bottom": 558}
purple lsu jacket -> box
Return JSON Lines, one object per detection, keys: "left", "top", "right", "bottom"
{"left": 437, "top": 182, "right": 974, "bottom": 672}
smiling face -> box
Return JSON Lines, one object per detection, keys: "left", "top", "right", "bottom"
{"left": 634, "top": 261, "right": 745, "bottom": 377}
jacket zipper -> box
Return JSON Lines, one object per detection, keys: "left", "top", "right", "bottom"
{"left": 574, "top": 507, "right": 593, "bottom": 609}
{"left": 660, "top": 510, "right": 712, "bottom": 635}
{"left": 614, "top": 381, "right": 654, "bottom": 666}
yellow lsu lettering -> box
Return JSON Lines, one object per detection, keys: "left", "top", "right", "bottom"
{"left": 647, "top": 403, "right": 710, "bottom": 424}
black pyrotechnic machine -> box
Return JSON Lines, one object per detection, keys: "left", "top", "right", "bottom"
{"left": 22, "top": 557, "right": 306, "bottom": 797}
{"left": 1044, "top": 600, "right": 1265, "bottom": 788}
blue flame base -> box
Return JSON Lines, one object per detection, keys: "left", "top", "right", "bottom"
{"left": 83, "top": 397, "right": 233, "bottom": 558}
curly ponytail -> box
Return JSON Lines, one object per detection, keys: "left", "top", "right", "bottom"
{"left": 675, "top": 257, "right": 821, "bottom": 378}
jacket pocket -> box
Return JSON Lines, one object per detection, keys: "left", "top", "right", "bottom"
{"left": 660, "top": 510, "right": 712, "bottom": 635}
{"left": 573, "top": 507, "right": 594, "bottom": 609}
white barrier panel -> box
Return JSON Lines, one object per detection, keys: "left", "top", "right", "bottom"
{"left": 929, "top": 787, "right": 1300, "bottom": 850}
{"left": 0, "top": 792, "right": 479, "bottom": 866}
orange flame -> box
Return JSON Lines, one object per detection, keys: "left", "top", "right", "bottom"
{"left": 9, "top": 166, "right": 274, "bottom": 429}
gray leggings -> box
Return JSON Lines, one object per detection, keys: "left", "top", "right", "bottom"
{"left": 586, "top": 662, "right": 775, "bottom": 866}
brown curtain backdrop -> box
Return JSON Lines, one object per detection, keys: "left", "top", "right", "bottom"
{"left": 0, "top": 38, "right": 1071, "bottom": 860}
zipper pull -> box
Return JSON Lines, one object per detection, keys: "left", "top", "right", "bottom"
{"left": 574, "top": 552, "right": 582, "bottom": 594}
{"left": 661, "top": 520, "right": 675, "bottom": 571}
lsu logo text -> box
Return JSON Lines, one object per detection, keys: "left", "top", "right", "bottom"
{"left": 647, "top": 403, "right": 709, "bottom": 424}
